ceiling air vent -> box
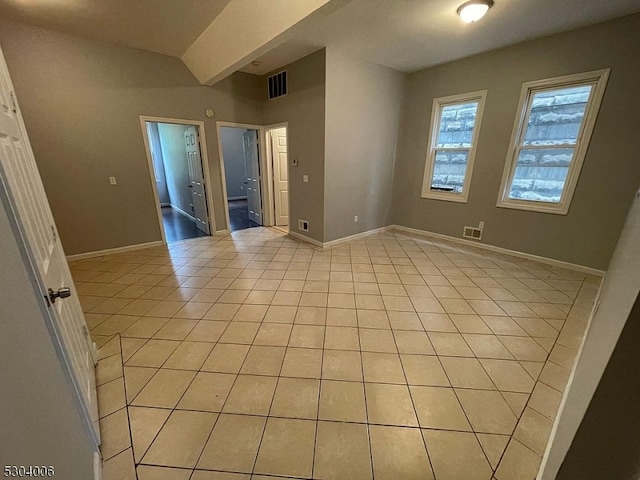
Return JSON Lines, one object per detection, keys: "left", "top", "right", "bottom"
{"left": 267, "top": 70, "right": 288, "bottom": 100}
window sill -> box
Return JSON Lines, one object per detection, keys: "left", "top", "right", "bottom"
{"left": 496, "top": 199, "right": 569, "bottom": 215}
{"left": 421, "top": 190, "right": 468, "bottom": 203}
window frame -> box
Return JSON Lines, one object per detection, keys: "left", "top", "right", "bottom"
{"left": 497, "top": 69, "right": 610, "bottom": 215}
{"left": 421, "top": 90, "right": 488, "bottom": 203}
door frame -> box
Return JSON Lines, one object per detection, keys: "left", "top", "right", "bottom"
{"left": 264, "top": 123, "right": 289, "bottom": 228}
{"left": 139, "top": 115, "right": 215, "bottom": 244}
{"left": 216, "top": 121, "right": 271, "bottom": 231}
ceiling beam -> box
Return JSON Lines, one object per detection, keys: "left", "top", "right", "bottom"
{"left": 181, "top": 0, "right": 341, "bottom": 85}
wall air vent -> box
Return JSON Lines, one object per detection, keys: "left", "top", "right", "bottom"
{"left": 267, "top": 70, "right": 288, "bottom": 100}
{"left": 463, "top": 226, "right": 483, "bottom": 240}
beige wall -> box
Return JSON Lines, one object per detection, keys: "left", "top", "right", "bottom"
{"left": 0, "top": 19, "right": 263, "bottom": 255}
{"left": 0, "top": 192, "right": 96, "bottom": 479}
{"left": 391, "top": 14, "right": 640, "bottom": 270}
{"left": 3, "top": 14, "right": 640, "bottom": 265}
{"left": 263, "top": 49, "right": 326, "bottom": 242}
{"left": 324, "top": 48, "right": 405, "bottom": 242}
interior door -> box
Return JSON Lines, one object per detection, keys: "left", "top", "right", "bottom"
{"left": 242, "top": 130, "right": 262, "bottom": 225}
{"left": 270, "top": 127, "right": 289, "bottom": 226}
{"left": 184, "top": 126, "right": 210, "bottom": 234}
{"left": 0, "top": 46, "right": 99, "bottom": 443}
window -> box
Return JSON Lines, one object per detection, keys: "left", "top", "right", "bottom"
{"left": 498, "top": 70, "right": 610, "bottom": 214}
{"left": 421, "top": 90, "right": 487, "bottom": 203}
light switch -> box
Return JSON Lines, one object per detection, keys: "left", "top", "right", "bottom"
{"left": 303, "top": 175, "right": 309, "bottom": 183}
{"left": 109, "top": 177, "right": 117, "bottom": 185}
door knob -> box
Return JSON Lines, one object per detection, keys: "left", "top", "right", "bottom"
{"left": 48, "top": 287, "right": 71, "bottom": 304}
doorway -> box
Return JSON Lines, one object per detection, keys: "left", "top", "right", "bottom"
{"left": 141, "top": 118, "right": 213, "bottom": 243}
{"left": 219, "top": 125, "right": 263, "bottom": 232}
{"left": 266, "top": 125, "right": 289, "bottom": 232}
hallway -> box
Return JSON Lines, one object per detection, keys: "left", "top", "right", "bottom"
{"left": 228, "top": 199, "right": 260, "bottom": 232}
{"left": 162, "top": 206, "right": 208, "bottom": 243}
{"left": 75, "top": 228, "right": 597, "bottom": 480}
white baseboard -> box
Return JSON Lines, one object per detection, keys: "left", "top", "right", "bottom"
{"left": 323, "top": 226, "right": 393, "bottom": 249}
{"left": 215, "top": 229, "right": 229, "bottom": 235}
{"left": 169, "top": 204, "right": 196, "bottom": 222}
{"left": 160, "top": 202, "right": 171, "bottom": 207}
{"left": 228, "top": 196, "right": 248, "bottom": 201}
{"left": 390, "top": 224, "right": 605, "bottom": 277}
{"left": 288, "top": 230, "right": 324, "bottom": 248}
{"left": 67, "top": 240, "right": 164, "bottom": 261}
{"left": 289, "top": 226, "right": 392, "bottom": 250}
{"left": 288, "top": 222, "right": 604, "bottom": 276}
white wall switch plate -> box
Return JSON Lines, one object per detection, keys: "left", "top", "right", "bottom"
{"left": 303, "top": 175, "right": 308, "bottom": 183}
{"left": 109, "top": 177, "right": 117, "bottom": 185}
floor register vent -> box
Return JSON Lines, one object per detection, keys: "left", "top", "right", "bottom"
{"left": 463, "top": 226, "right": 483, "bottom": 240}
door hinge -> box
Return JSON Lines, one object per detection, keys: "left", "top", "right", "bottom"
{"left": 10, "top": 91, "right": 17, "bottom": 113}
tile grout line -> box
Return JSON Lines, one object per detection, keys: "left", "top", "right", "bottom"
{"left": 83, "top": 229, "right": 598, "bottom": 479}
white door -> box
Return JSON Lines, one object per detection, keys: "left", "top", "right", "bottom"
{"left": 243, "top": 130, "right": 262, "bottom": 225}
{"left": 184, "top": 126, "right": 210, "bottom": 234}
{"left": 270, "top": 127, "right": 289, "bottom": 226}
{"left": 0, "top": 46, "right": 99, "bottom": 443}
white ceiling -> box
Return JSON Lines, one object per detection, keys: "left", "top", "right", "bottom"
{"left": 239, "top": 0, "right": 640, "bottom": 75}
{"left": 0, "top": 0, "right": 231, "bottom": 57}
{"left": 1, "top": 0, "right": 638, "bottom": 80}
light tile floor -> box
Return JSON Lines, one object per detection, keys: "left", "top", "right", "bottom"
{"left": 73, "top": 227, "right": 599, "bottom": 480}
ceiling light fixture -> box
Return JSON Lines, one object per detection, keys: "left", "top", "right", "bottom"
{"left": 457, "top": 0, "right": 494, "bottom": 23}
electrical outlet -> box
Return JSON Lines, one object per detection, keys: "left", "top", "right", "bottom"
{"left": 109, "top": 176, "right": 117, "bottom": 185}
{"left": 354, "top": 215, "right": 359, "bottom": 223}
{"left": 298, "top": 219, "right": 309, "bottom": 232}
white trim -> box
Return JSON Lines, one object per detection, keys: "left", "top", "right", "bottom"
{"left": 322, "top": 226, "right": 393, "bottom": 249}
{"left": 288, "top": 222, "right": 605, "bottom": 276}
{"left": 288, "top": 230, "right": 324, "bottom": 248}
{"left": 497, "top": 69, "right": 610, "bottom": 215}
{"left": 227, "top": 196, "right": 248, "bottom": 201}
{"left": 421, "top": 90, "right": 487, "bottom": 203}
{"left": 289, "top": 226, "right": 393, "bottom": 250}
{"left": 390, "top": 224, "right": 605, "bottom": 276}
{"left": 215, "top": 229, "right": 229, "bottom": 235}
{"left": 66, "top": 241, "right": 164, "bottom": 261}
{"left": 160, "top": 202, "right": 172, "bottom": 207}
{"left": 168, "top": 203, "right": 196, "bottom": 222}
{"left": 216, "top": 121, "right": 269, "bottom": 230}
{"left": 139, "top": 115, "right": 216, "bottom": 244}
